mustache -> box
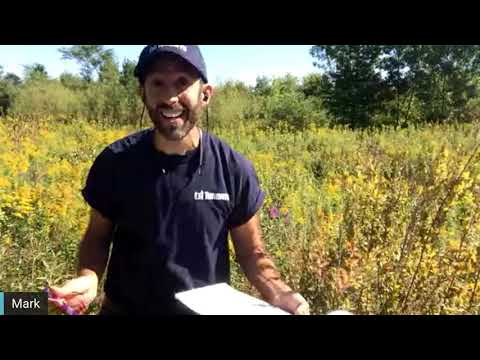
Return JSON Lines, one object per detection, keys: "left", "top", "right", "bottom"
{"left": 155, "top": 104, "right": 186, "bottom": 112}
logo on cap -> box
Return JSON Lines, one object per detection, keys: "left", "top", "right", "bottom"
{"left": 155, "top": 45, "right": 187, "bottom": 52}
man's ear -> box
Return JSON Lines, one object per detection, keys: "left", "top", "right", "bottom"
{"left": 201, "top": 84, "right": 214, "bottom": 106}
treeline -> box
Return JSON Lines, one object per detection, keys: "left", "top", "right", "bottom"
{"left": 0, "top": 46, "right": 143, "bottom": 126}
{"left": 1, "top": 45, "right": 480, "bottom": 130}
{"left": 311, "top": 45, "right": 480, "bottom": 128}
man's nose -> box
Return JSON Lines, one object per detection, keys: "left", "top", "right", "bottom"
{"left": 164, "top": 96, "right": 179, "bottom": 107}
{"left": 163, "top": 88, "right": 181, "bottom": 106}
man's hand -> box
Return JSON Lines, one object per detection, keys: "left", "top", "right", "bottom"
{"left": 270, "top": 291, "right": 310, "bottom": 315}
{"left": 230, "top": 214, "right": 310, "bottom": 315}
{"left": 48, "top": 208, "right": 113, "bottom": 315}
{"left": 49, "top": 271, "right": 98, "bottom": 315}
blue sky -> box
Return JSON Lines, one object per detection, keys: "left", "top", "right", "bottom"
{"left": 0, "top": 45, "right": 318, "bottom": 86}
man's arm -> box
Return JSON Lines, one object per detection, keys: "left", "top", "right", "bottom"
{"left": 77, "top": 208, "right": 114, "bottom": 282}
{"left": 230, "top": 214, "right": 310, "bottom": 315}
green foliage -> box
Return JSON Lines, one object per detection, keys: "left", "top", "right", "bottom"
{"left": 119, "top": 59, "right": 143, "bottom": 124}
{"left": 0, "top": 71, "right": 20, "bottom": 115}
{"left": 222, "top": 121, "right": 480, "bottom": 315}
{"left": 23, "top": 63, "right": 49, "bottom": 83}
{"left": 4, "top": 73, "right": 21, "bottom": 86}
{"left": 59, "top": 45, "right": 114, "bottom": 82}
{"left": 209, "top": 80, "right": 258, "bottom": 131}
{"left": 5, "top": 45, "right": 480, "bottom": 130}
{"left": 311, "top": 45, "right": 388, "bottom": 128}
{"left": 209, "top": 76, "right": 329, "bottom": 133}
{"left": 254, "top": 75, "right": 330, "bottom": 130}
{"left": 119, "top": 59, "right": 138, "bottom": 90}
{"left": 3, "top": 45, "right": 480, "bottom": 315}
{"left": 59, "top": 72, "right": 86, "bottom": 91}
{"left": 312, "top": 45, "right": 480, "bottom": 128}
{"left": 2, "top": 108, "right": 480, "bottom": 315}
{"left": 301, "top": 73, "right": 324, "bottom": 97}
{"left": 98, "top": 56, "right": 120, "bottom": 84}
{"left": 3, "top": 52, "right": 142, "bottom": 126}
{"left": 81, "top": 82, "right": 131, "bottom": 126}
{"left": 9, "top": 80, "right": 82, "bottom": 119}
{"left": 78, "top": 57, "right": 142, "bottom": 127}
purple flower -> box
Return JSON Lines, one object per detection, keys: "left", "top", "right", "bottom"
{"left": 46, "top": 286, "right": 80, "bottom": 315}
{"left": 269, "top": 207, "right": 280, "bottom": 219}
{"left": 61, "top": 303, "right": 80, "bottom": 316}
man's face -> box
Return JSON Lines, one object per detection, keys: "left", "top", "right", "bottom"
{"left": 142, "top": 55, "right": 211, "bottom": 141}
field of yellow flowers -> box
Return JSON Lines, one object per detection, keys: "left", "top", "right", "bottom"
{"left": 1, "top": 115, "right": 480, "bottom": 314}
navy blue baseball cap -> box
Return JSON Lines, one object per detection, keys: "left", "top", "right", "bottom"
{"left": 134, "top": 45, "right": 208, "bottom": 83}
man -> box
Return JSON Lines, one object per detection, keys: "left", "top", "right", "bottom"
{"left": 49, "top": 45, "right": 310, "bottom": 315}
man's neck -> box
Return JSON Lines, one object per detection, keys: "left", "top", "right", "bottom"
{"left": 153, "top": 126, "right": 201, "bottom": 155}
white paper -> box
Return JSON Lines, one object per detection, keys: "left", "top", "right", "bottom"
{"left": 175, "top": 283, "right": 290, "bottom": 315}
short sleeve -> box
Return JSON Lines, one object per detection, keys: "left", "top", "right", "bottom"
{"left": 227, "top": 159, "right": 266, "bottom": 229}
{"left": 81, "top": 147, "right": 118, "bottom": 222}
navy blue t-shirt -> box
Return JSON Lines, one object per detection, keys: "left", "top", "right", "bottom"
{"left": 81, "top": 128, "right": 265, "bottom": 314}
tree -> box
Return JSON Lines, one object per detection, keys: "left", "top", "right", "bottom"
{"left": 311, "top": 45, "right": 388, "bottom": 128}
{"left": 0, "top": 69, "right": 21, "bottom": 115}
{"left": 59, "top": 45, "right": 114, "bottom": 82}
{"left": 251, "top": 74, "right": 328, "bottom": 130}
{"left": 120, "top": 59, "right": 137, "bottom": 88}
{"left": 375, "top": 45, "right": 480, "bottom": 124}
{"left": 0, "top": 66, "right": 21, "bottom": 86}
{"left": 10, "top": 80, "right": 81, "bottom": 118}
{"left": 23, "top": 63, "right": 49, "bottom": 82}
{"left": 119, "top": 59, "right": 144, "bottom": 125}
{"left": 301, "top": 73, "right": 325, "bottom": 98}
{"left": 254, "top": 76, "right": 272, "bottom": 97}
{"left": 59, "top": 72, "right": 85, "bottom": 91}
{"left": 4, "top": 73, "right": 21, "bottom": 86}
{"left": 311, "top": 45, "right": 480, "bottom": 128}
{"left": 98, "top": 56, "right": 120, "bottom": 84}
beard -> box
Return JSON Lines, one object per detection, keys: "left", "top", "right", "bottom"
{"left": 147, "top": 101, "right": 203, "bottom": 142}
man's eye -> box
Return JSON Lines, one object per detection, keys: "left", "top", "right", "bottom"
{"left": 153, "top": 80, "right": 164, "bottom": 87}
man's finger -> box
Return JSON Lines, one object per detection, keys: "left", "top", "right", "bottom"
{"left": 66, "top": 293, "right": 90, "bottom": 310}
{"left": 48, "top": 296, "right": 82, "bottom": 315}
{"left": 49, "top": 285, "right": 76, "bottom": 298}
{"left": 48, "top": 297, "right": 65, "bottom": 307}
{"left": 50, "top": 283, "right": 86, "bottom": 299}
{"left": 292, "top": 293, "right": 310, "bottom": 315}
{"left": 295, "top": 303, "right": 310, "bottom": 315}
